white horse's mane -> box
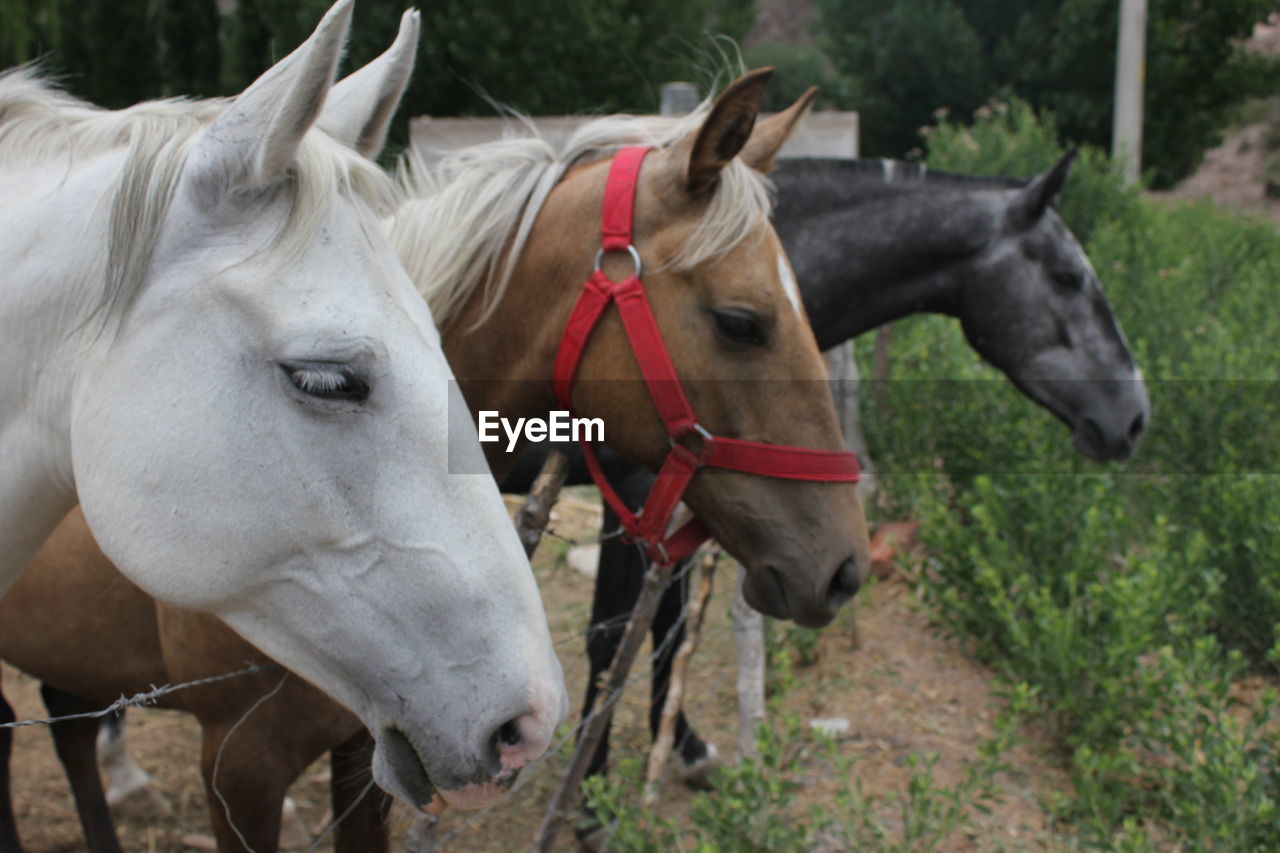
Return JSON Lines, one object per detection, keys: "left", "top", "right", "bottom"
{"left": 392, "top": 103, "right": 773, "bottom": 329}
{"left": 0, "top": 67, "right": 400, "bottom": 320}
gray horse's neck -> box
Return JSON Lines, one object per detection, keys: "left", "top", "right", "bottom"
{"left": 773, "top": 158, "right": 1019, "bottom": 348}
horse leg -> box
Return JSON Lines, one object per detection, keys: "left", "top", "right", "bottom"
{"left": 40, "top": 685, "right": 123, "bottom": 853}
{"left": 574, "top": 502, "right": 648, "bottom": 851}
{"left": 603, "top": 460, "right": 717, "bottom": 789}
{"left": 649, "top": 563, "right": 718, "bottom": 789}
{"left": 0, "top": 675, "right": 24, "bottom": 853}
{"left": 200, "top": 721, "right": 291, "bottom": 853}
{"left": 582, "top": 503, "right": 648, "bottom": 782}
{"left": 330, "top": 730, "right": 390, "bottom": 853}
{"left": 96, "top": 710, "right": 168, "bottom": 818}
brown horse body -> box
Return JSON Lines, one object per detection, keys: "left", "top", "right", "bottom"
{"left": 0, "top": 508, "right": 386, "bottom": 852}
{"left": 0, "top": 73, "right": 868, "bottom": 849}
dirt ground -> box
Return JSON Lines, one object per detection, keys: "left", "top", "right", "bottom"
{"left": 1150, "top": 13, "right": 1280, "bottom": 227}
{"left": 1152, "top": 120, "right": 1280, "bottom": 224}
{"left": 4, "top": 488, "right": 1076, "bottom": 852}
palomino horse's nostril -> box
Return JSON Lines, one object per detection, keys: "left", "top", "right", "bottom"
{"left": 825, "top": 556, "right": 861, "bottom": 613}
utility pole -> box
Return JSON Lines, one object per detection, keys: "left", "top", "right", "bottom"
{"left": 1112, "top": 0, "right": 1147, "bottom": 185}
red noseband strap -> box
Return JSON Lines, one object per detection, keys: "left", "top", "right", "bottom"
{"left": 551, "top": 146, "right": 859, "bottom": 566}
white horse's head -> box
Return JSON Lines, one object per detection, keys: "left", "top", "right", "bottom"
{"left": 66, "top": 2, "right": 565, "bottom": 809}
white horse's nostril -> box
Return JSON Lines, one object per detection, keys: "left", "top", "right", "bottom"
{"left": 496, "top": 718, "right": 522, "bottom": 748}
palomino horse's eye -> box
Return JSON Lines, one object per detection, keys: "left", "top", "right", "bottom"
{"left": 281, "top": 362, "right": 370, "bottom": 403}
{"left": 712, "top": 309, "right": 767, "bottom": 347}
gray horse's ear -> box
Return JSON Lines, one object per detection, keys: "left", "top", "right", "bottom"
{"left": 190, "top": 0, "right": 352, "bottom": 193}
{"left": 741, "top": 85, "right": 817, "bottom": 173}
{"left": 683, "top": 68, "right": 773, "bottom": 194}
{"left": 1015, "top": 148, "right": 1078, "bottom": 221}
{"left": 319, "top": 9, "right": 420, "bottom": 158}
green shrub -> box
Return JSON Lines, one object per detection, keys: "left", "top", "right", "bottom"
{"left": 862, "top": 100, "right": 1280, "bottom": 844}
{"left": 923, "top": 98, "right": 1140, "bottom": 245}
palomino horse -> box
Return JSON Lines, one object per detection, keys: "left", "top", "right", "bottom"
{"left": 503, "top": 146, "right": 1152, "bottom": 813}
{"left": 0, "top": 73, "right": 869, "bottom": 848}
{"left": 0, "top": 0, "right": 564, "bottom": 820}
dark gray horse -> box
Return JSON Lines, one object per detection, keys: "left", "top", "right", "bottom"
{"left": 506, "top": 151, "right": 1150, "bottom": 830}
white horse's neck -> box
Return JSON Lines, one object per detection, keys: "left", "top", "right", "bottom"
{"left": 0, "top": 150, "right": 122, "bottom": 587}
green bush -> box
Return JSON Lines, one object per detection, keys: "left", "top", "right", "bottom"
{"left": 923, "top": 98, "right": 1140, "bottom": 245}
{"left": 862, "top": 101, "right": 1280, "bottom": 844}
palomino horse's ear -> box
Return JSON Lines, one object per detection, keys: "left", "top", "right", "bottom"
{"left": 740, "top": 85, "right": 817, "bottom": 173}
{"left": 189, "top": 0, "right": 352, "bottom": 193}
{"left": 1014, "top": 148, "right": 1078, "bottom": 222}
{"left": 319, "top": 9, "right": 420, "bottom": 159}
{"left": 684, "top": 68, "right": 774, "bottom": 194}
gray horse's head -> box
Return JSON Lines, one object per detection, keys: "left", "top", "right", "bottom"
{"left": 957, "top": 152, "right": 1149, "bottom": 461}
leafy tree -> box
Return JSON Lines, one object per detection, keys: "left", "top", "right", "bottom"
{"left": 743, "top": 40, "right": 848, "bottom": 112}
{"left": 0, "top": 0, "right": 61, "bottom": 66}
{"left": 154, "top": 0, "right": 221, "bottom": 98}
{"left": 816, "top": 0, "right": 1280, "bottom": 186}
{"left": 4, "top": 0, "right": 755, "bottom": 147}
{"left": 225, "top": 0, "right": 757, "bottom": 148}
{"left": 54, "top": 0, "right": 159, "bottom": 108}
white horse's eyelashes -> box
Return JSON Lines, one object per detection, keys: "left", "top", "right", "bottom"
{"left": 283, "top": 362, "right": 369, "bottom": 401}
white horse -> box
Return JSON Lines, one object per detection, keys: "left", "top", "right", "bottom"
{"left": 0, "top": 0, "right": 565, "bottom": 811}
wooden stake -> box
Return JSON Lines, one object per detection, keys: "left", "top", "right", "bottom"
{"left": 732, "top": 564, "right": 766, "bottom": 759}
{"left": 534, "top": 559, "right": 675, "bottom": 851}
{"left": 514, "top": 450, "right": 570, "bottom": 557}
{"left": 643, "top": 547, "right": 718, "bottom": 807}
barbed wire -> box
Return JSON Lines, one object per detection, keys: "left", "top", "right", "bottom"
{"left": 0, "top": 662, "right": 276, "bottom": 729}
{"left": 1, "top": 538, "right": 730, "bottom": 850}
{"left": 537, "top": 523, "right": 627, "bottom": 548}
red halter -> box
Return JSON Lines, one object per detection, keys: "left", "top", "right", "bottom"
{"left": 551, "top": 146, "right": 860, "bottom": 566}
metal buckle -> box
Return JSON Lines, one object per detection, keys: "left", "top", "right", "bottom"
{"left": 593, "top": 244, "right": 642, "bottom": 278}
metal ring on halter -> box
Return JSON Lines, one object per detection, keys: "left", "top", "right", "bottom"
{"left": 593, "top": 244, "right": 642, "bottom": 277}
{"left": 669, "top": 421, "right": 714, "bottom": 450}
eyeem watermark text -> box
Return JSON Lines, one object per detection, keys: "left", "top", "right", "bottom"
{"left": 477, "top": 410, "right": 604, "bottom": 452}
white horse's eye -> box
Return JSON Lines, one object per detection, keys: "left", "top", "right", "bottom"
{"left": 282, "top": 362, "right": 370, "bottom": 403}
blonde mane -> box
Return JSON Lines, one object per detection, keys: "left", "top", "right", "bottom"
{"left": 0, "top": 67, "right": 400, "bottom": 321}
{"left": 392, "top": 102, "right": 773, "bottom": 329}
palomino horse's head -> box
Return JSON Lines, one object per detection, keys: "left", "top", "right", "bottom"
{"left": 67, "top": 2, "right": 564, "bottom": 810}
{"left": 427, "top": 73, "right": 868, "bottom": 626}
{"left": 956, "top": 152, "right": 1150, "bottom": 461}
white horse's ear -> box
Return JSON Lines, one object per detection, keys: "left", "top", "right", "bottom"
{"left": 683, "top": 68, "right": 773, "bottom": 194}
{"left": 189, "top": 0, "right": 353, "bottom": 193}
{"left": 741, "top": 85, "right": 817, "bottom": 174}
{"left": 319, "top": 9, "right": 420, "bottom": 159}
